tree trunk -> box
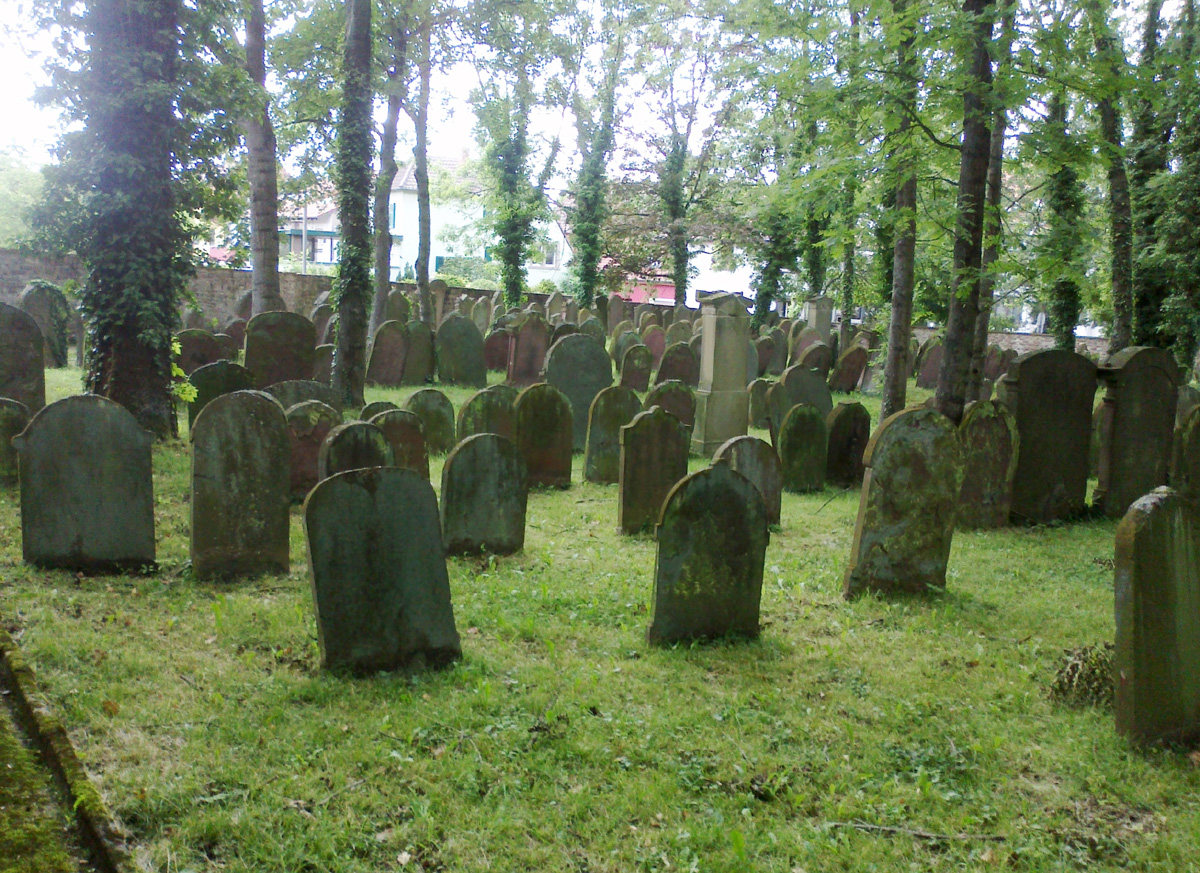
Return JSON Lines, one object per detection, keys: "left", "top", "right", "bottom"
{"left": 935, "top": 0, "right": 995, "bottom": 425}
{"left": 838, "top": 176, "right": 857, "bottom": 351}
{"left": 370, "top": 91, "right": 403, "bottom": 338}
{"left": 413, "top": 26, "right": 434, "bottom": 324}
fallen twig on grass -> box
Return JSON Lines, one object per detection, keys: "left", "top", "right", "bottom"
{"left": 827, "top": 820, "right": 1005, "bottom": 842}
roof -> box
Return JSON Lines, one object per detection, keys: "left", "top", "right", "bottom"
{"left": 392, "top": 154, "right": 467, "bottom": 193}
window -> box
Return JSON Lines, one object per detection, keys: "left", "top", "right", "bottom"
{"left": 390, "top": 203, "right": 397, "bottom": 229}
{"left": 435, "top": 255, "right": 445, "bottom": 272}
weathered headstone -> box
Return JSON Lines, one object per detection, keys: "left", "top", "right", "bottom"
{"left": 213, "top": 332, "right": 238, "bottom": 362}
{"left": 514, "top": 383, "right": 573, "bottom": 488}
{"left": 305, "top": 467, "right": 461, "bottom": 673}
{"left": 404, "top": 388, "right": 456, "bottom": 454}
{"left": 310, "top": 304, "right": 334, "bottom": 344}
{"left": 606, "top": 293, "right": 628, "bottom": 334}
{"left": 244, "top": 311, "right": 316, "bottom": 389}
{"left": 647, "top": 463, "right": 768, "bottom": 645}
{"left": 436, "top": 313, "right": 487, "bottom": 388}
{"left": 366, "top": 320, "right": 409, "bottom": 387}
{"left": 843, "top": 408, "right": 965, "bottom": 598}
{"left": 222, "top": 317, "right": 247, "bottom": 352}
{"left": 360, "top": 400, "right": 399, "bottom": 421}
{"left": 188, "top": 360, "right": 255, "bottom": 429}
{"left": 542, "top": 333, "right": 613, "bottom": 451}
{"left": 665, "top": 320, "right": 692, "bottom": 348}
{"left": 753, "top": 336, "right": 775, "bottom": 378}
{"left": 441, "top": 434, "right": 528, "bottom": 555}
{"left": 369, "top": 409, "right": 430, "bottom": 479}
{"left": 484, "top": 330, "right": 513, "bottom": 371}
{"left": 767, "top": 327, "right": 787, "bottom": 375}
{"left": 457, "top": 388, "right": 515, "bottom": 442}
{"left": 691, "top": 293, "right": 751, "bottom": 456}
{"left": 402, "top": 321, "right": 436, "bottom": 385}
{"left": 385, "top": 290, "right": 411, "bottom": 325}
{"left": 619, "top": 406, "right": 690, "bottom": 534}
{"left": 1172, "top": 407, "right": 1200, "bottom": 500}
{"left": 778, "top": 404, "right": 827, "bottom": 493}
{"left": 828, "top": 346, "right": 869, "bottom": 393}
{"left": 584, "top": 385, "right": 643, "bottom": 484}
{"left": 550, "top": 322, "right": 578, "bottom": 346}
{"left": 642, "top": 325, "right": 667, "bottom": 368}
{"left": 983, "top": 344, "right": 1005, "bottom": 382}
{"left": 748, "top": 378, "right": 770, "bottom": 429}
{"left": 0, "top": 398, "right": 30, "bottom": 484}
{"left": 13, "top": 395, "right": 155, "bottom": 572}
{"left": 826, "top": 402, "right": 871, "bottom": 488}
{"left": 0, "top": 302, "right": 45, "bottom": 412}
{"left": 619, "top": 343, "right": 652, "bottom": 392}
{"left": 956, "top": 400, "right": 1019, "bottom": 529}
{"left": 19, "top": 282, "right": 71, "bottom": 368}
{"left": 578, "top": 317, "right": 607, "bottom": 346}
{"left": 266, "top": 379, "right": 342, "bottom": 413}
{"left": 712, "top": 435, "right": 782, "bottom": 526}
{"left": 656, "top": 342, "right": 700, "bottom": 387}
{"left": 312, "top": 343, "right": 334, "bottom": 384}
{"left": 645, "top": 380, "right": 696, "bottom": 432}
{"left": 190, "top": 391, "right": 290, "bottom": 579}
{"left": 175, "top": 329, "right": 222, "bottom": 377}
{"left": 797, "top": 341, "right": 833, "bottom": 377}
{"left": 805, "top": 297, "right": 834, "bottom": 341}
{"left": 611, "top": 330, "right": 643, "bottom": 369}
{"left": 318, "top": 421, "right": 394, "bottom": 480}
{"left": 285, "top": 400, "right": 342, "bottom": 501}
{"left": 916, "top": 338, "right": 943, "bottom": 390}
{"left": 788, "top": 326, "right": 823, "bottom": 368}
{"left": 781, "top": 365, "right": 834, "bottom": 419}
{"left": 507, "top": 313, "right": 552, "bottom": 387}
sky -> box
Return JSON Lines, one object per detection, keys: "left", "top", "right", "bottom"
{"left": 0, "top": 3, "right": 62, "bottom": 165}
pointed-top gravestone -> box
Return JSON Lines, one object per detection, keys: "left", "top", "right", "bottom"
{"left": 305, "top": 468, "right": 461, "bottom": 674}
{"left": 542, "top": 333, "right": 613, "bottom": 451}
{"left": 244, "top": 311, "right": 316, "bottom": 389}
{"left": 457, "top": 388, "right": 515, "bottom": 442}
{"left": 0, "top": 398, "right": 30, "bottom": 484}
{"left": 957, "top": 400, "right": 1018, "bottom": 529}
{"left": 778, "top": 404, "right": 827, "bottom": 493}
{"left": 188, "top": 360, "right": 255, "bottom": 429}
{"left": 712, "top": 435, "right": 783, "bottom": 526}
{"left": 13, "top": 395, "right": 155, "bottom": 572}
{"left": 369, "top": 408, "right": 430, "bottom": 479}
{"left": 404, "top": 388, "right": 455, "bottom": 454}
{"left": 619, "top": 406, "right": 690, "bottom": 534}
{"left": 402, "top": 321, "right": 436, "bottom": 385}
{"left": 648, "top": 463, "right": 768, "bottom": 645}
{"left": 828, "top": 346, "right": 869, "bottom": 393}
{"left": 318, "top": 421, "right": 394, "bottom": 480}
{"left": 436, "top": 313, "right": 487, "bottom": 388}
{"left": 620, "top": 343, "right": 652, "bottom": 392}
{"left": 585, "top": 385, "right": 644, "bottom": 484}
{"left": 286, "top": 400, "right": 342, "bottom": 502}
{"left": 507, "top": 313, "right": 552, "bottom": 387}
{"left": 441, "top": 434, "right": 529, "bottom": 555}
{"left": 366, "top": 320, "right": 409, "bottom": 386}
{"left": 360, "top": 400, "right": 399, "bottom": 421}
{"left": 514, "top": 382, "right": 573, "bottom": 488}
{"left": 655, "top": 342, "right": 700, "bottom": 387}
{"left": 0, "top": 302, "right": 45, "bottom": 412}
{"left": 266, "top": 379, "right": 342, "bottom": 413}
{"left": 826, "top": 402, "right": 871, "bottom": 488}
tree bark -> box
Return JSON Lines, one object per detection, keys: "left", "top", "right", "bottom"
{"left": 838, "top": 176, "right": 857, "bottom": 352}
{"left": 370, "top": 92, "right": 402, "bottom": 338}
{"left": 413, "top": 25, "right": 434, "bottom": 324}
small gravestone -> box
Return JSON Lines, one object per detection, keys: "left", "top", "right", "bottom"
{"left": 0, "top": 398, "right": 30, "bottom": 484}
{"left": 542, "top": 333, "right": 613, "bottom": 451}
{"left": 778, "top": 404, "right": 827, "bottom": 493}
{"left": 642, "top": 325, "right": 667, "bottom": 367}
{"left": 764, "top": 381, "right": 794, "bottom": 447}
{"left": 318, "top": 421, "right": 393, "bottom": 480}
{"left": 436, "top": 313, "right": 487, "bottom": 388}
{"left": 471, "top": 298, "right": 491, "bottom": 335}
{"left": 286, "top": 400, "right": 342, "bottom": 501}
{"left": 266, "top": 379, "right": 342, "bottom": 413}
{"left": 213, "top": 332, "right": 238, "bottom": 362}
{"left": 957, "top": 400, "right": 1019, "bottom": 529}
{"left": 606, "top": 293, "right": 627, "bottom": 334}
{"left": 585, "top": 386, "right": 643, "bottom": 484}
{"left": 826, "top": 402, "right": 871, "bottom": 488}
{"left": 385, "top": 290, "right": 411, "bottom": 324}
{"left": 916, "top": 338, "right": 943, "bottom": 390}
{"left": 457, "top": 388, "right": 516, "bottom": 442}
{"left": 797, "top": 341, "right": 833, "bottom": 377}
{"left": 191, "top": 391, "right": 290, "bottom": 579}
{"left": 578, "top": 318, "right": 606, "bottom": 346}
{"left": 637, "top": 309, "right": 657, "bottom": 332}
{"left": 404, "top": 388, "right": 455, "bottom": 454}
{"left": 0, "top": 303, "right": 45, "bottom": 412}
{"left": 402, "top": 321, "right": 436, "bottom": 385}
{"left": 176, "top": 329, "right": 221, "bottom": 376}
{"left": 188, "top": 360, "right": 255, "bottom": 429}
{"left": 222, "top": 318, "right": 248, "bottom": 351}
{"left": 484, "top": 330, "right": 512, "bottom": 371}
{"left": 244, "top": 311, "right": 316, "bottom": 389}
{"left": 305, "top": 468, "right": 461, "bottom": 673}
{"left": 754, "top": 336, "right": 775, "bottom": 378}
{"left": 366, "top": 320, "right": 409, "bottom": 386}
{"left": 441, "top": 434, "right": 528, "bottom": 555}
{"left": 767, "top": 328, "right": 788, "bottom": 375}
{"left": 648, "top": 463, "right": 768, "bottom": 645}
{"left": 620, "top": 344, "right": 652, "bottom": 392}
{"left": 19, "top": 282, "right": 71, "bottom": 368}
{"left": 233, "top": 289, "right": 253, "bottom": 321}
{"left": 550, "top": 322, "right": 578, "bottom": 346}
{"left": 983, "top": 344, "right": 1005, "bottom": 382}
{"left": 507, "top": 313, "right": 552, "bottom": 387}
{"left": 619, "top": 406, "right": 690, "bottom": 534}
{"left": 312, "top": 344, "right": 334, "bottom": 384}
{"left": 656, "top": 342, "right": 699, "bottom": 387}
{"left": 369, "top": 409, "right": 430, "bottom": 479}
{"left": 360, "top": 400, "right": 399, "bottom": 421}
{"left": 828, "top": 346, "right": 869, "bottom": 393}
{"left": 13, "top": 395, "right": 155, "bottom": 572}
{"left": 665, "top": 321, "right": 691, "bottom": 347}
{"left": 610, "top": 318, "right": 635, "bottom": 348}
{"left": 748, "top": 378, "right": 770, "bottom": 429}
{"left": 310, "top": 304, "right": 334, "bottom": 342}
{"left": 1115, "top": 487, "right": 1200, "bottom": 745}
{"left": 612, "top": 330, "right": 643, "bottom": 369}
{"left": 712, "top": 435, "right": 783, "bottom": 525}
{"left": 781, "top": 365, "right": 834, "bottom": 419}
{"left": 645, "top": 381, "right": 696, "bottom": 432}
{"left": 843, "top": 408, "right": 965, "bottom": 598}
{"left": 514, "top": 383, "right": 573, "bottom": 488}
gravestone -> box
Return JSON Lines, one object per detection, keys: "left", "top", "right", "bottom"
{"left": 781, "top": 365, "right": 834, "bottom": 419}
{"left": 244, "top": 311, "right": 316, "bottom": 389}
{"left": 176, "top": 329, "right": 221, "bottom": 376}
{"left": 767, "top": 327, "right": 788, "bottom": 375}
{"left": 1001, "top": 349, "right": 1097, "bottom": 524}
{"left": 188, "top": 360, "right": 255, "bottom": 429}
{"left": 642, "top": 325, "right": 667, "bottom": 367}
{"left": 222, "top": 318, "right": 247, "bottom": 352}
{"left": 360, "top": 400, "right": 399, "bottom": 421}
{"left": 753, "top": 336, "right": 775, "bottom": 378}
{"left": 191, "top": 390, "right": 291, "bottom": 579}
{"left": 826, "top": 402, "right": 871, "bottom": 488}
{"left": 232, "top": 289, "right": 253, "bottom": 321}
{"left": 1094, "top": 346, "right": 1179, "bottom": 519}
{"left": 788, "top": 326, "right": 823, "bottom": 367}
{"left": 317, "top": 421, "right": 394, "bottom": 480}
{"left": 764, "top": 382, "right": 794, "bottom": 448}
{"left": 611, "top": 330, "right": 643, "bottom": 369}
{"left": 471, "top": 297, "right": 492, "bottom": 336}
{"left": 691, "top": 293, "right": 750, "bottom": 456}
{"left": 435, "top": 313, "right": 487, "bottom": 388}
{"left": 748, "top": 378, "right": 771, "bottom": 429}
{"left": 1172, "top": 407, "right": 1200, "bottom": 500}
{"left": 843, "top": 408, "right": 965, "bottom": 598}
{"left": 507, "top": 313, "right": 552, "bottom": 387}
{"left": 542, "top": 333, "right": 613, "bottom": 451}
{"left": 385, "top": 290, "right": 411, "bottom": 325}
{"left": 266, "top": 379, "right": 342, "bottom": 414}
{"left": 484, "top": 330, "right": 513, "bottom": 371}
{"left": 457, "top": 388, "right": 515, "bottom": 442}
{"left": 712, "top": 435, "right": 783, "bottom": 526}
{"left": 305, "top": 468, "right": 461, "bottom": 673}
{"left": 487, "top": 383, "right": 520, "bottom": 406}
{"left": 312, "top": 344, "right": 334, "bottom": 384}
{"left": 797, "top": 341, "right": 833, "bottom": 377}
{"left": 606, "top": 293, "right": 628, "bottom": 334}
{"left": 637, "top": 309, "right": 657, "bottom": 332}
{"left": 550, "top": 322, "right": 578, "bottom": 346}
{"left": 13, "top": 395, "right": 155, "bottom": 572}
{"left": 546, "top": 291, "right": 566, "bottom": 321}
{"left": 1114, "top": 488, "right": 1200, "bottom": 745}
{"left": 828, "top": 346, "right": 869, "bottom": 393}
{"left": 366, "top": 320, "right": 409, "bottom": 386}
{"left": 645, "top": 380, "right": 696, "bottom": 432}
{"left": 402, "top": 321, "right": 436, "bottom": 385}
{"left": 665, "top": 320, "right": 692, "bottom": 348}
{"left": 656, "top": 342, "right": 699, "bottom": 387}
{"left": 0, "top": 398, "right": 29, "bottom": 484}
{"left": 983, "top": 344, "right": 1005, "bottom": 382}
{"left": 19, "top": 282, "right": 71, "bottom": 368}
{"left": 0, "top": 303, "right": 45, "bottom": 412}
{"left": 619, "top": 406, "right": 690, "bottom": 534}
{"left": 285, "top": 400, "right": 342, "bottom": 502}
{"left": 369, "top": 409, "right": 430, "bottom": 479}
{"left": 957, "top": 400, "right": 1019, "bottom": 530}
{"left": 441, "top": 434, "right": 528, "bottom": 555}
{"left": 310, "top": 304, "right": 334, "bottom": 343}
{"left": 514, "top": 383, "right": 573, "bottom": 488}
{"left": 213, "top": 333, "right": 238, "bottom": 362}
{"left": 778, "top": 404, "right": 827, "bottom": 493}
{"left": 578, "top": 317, "right": 607, "bottom": 346}
{"left": 404, "top": 389, "right": 456, "bottom": 454}
{"left": 1176, "top": 384, "right": 1200, "bottom": 428}
{"left": 805, "top": 296, "right": 834, "bottom": 342}
{"left": 647, "top": 463, "right": 768, "bottom": 645}
{"left": 916, "top": 338, "right": 943, "bottom": 390}
{"left": 584, "top": 385, "right": 644, "bottom": 484}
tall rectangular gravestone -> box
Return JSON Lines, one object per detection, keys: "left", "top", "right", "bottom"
{"left": 690, "top": 293, "right": 750, "bottom": 457}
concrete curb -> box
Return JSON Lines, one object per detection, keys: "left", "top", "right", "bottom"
{"left": 0, "top": 624, "right": 130, "bottom": 873}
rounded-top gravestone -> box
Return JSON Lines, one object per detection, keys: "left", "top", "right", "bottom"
{"left": 778, "top": 404, "right": 827, "bottom": 494}
{"left": 318, "top": 421, "right": 394, "bottom": 481}
{"left": 712, "top": 435, "right": 783, "bottom": 526}
{"left": 514, "top": 382, "right": 573, "bottom": 488}
{"left": 826, "top": 402, "right": 871, "bottom": 488}
{"left": 0, "top": 398, "right": 30, "bottom": 484}
{"left": 0, "top": 302, "right": 46, "bottom": 412}
{"left": 404, "top": 388, "right": 456, "bottom": 454}
{"left": 619, "top": 343, "right": 652, "bottom": 393}
{"left": 585, "top": 385, "right": 644, "bottom": 484}
{"left": 957, "top": 400, "right": 1019, "bottom": 529}
{"left": 645, "top": 380, "right": 696, "bottom": 432}
{"left": 656, "top": 342, "right": 699, "bottom": 387}
{"left": 436, "top": 313, "right": 487, "bottom": 388}
{"left": 441, "top": 434, "right": 529, "bottom": 556}
{"left": 244, "top": 311, "right": 316, "bottom": 389}
{"left": 367, "top": 320, "right": 409, "bottom": 387}
{"left": 542, "top": 333, "right": 613, "bottom": 451}
{"left": 369, "top": 409, "right": 430, "bottom": 479}
{"left": 360, "top": 400, "right": 399, "bottom": 421}
{"left": 266, "top": 379, "right": 342, "bottom": 414}
{"left": 286, "top": 400, "right": 342, "bottom": 502}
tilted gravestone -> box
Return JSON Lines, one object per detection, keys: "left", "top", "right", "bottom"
{"left": 507, "top": 313, "right": 552, "bottom": 387}
{"left": 0, "top": 302, "right": 45, "bottom": 412}
{"left": 1094, "top": 346, "right": 1179, "bottom": 519}
{"left": 13, "top": 395, "right": 155, "bottom": 572}
{"left": 404, "top": 388, "right": 455, "bottom": 454}
{"left": 188, "top": 360, "right": 255, "bottom": 429}
{"left": 514, "top": 382, "right": 573, "bottom": 488}
{"left": 360, "top": 400, "right": 399, "bottom": 421}
{"left": 402, "top": 321, "right": 436, "bottom": 385}
{"left": 843, "top": 408, "right": 965, "bottom": 598}
{"left": 826, "top": 402, "right": 871, "bottom": 488}
{"left": 647, "top": 463, "right": 768, "bottom": 645}
{"left": 191, "top": 391, "right": 291, "bottom": 579}
{"left": 656, "top": 342, "right": 700, "bottom": 387}
{"left": 712, "top": 435, "right": 783, "bottom": 526}
{"left": 19, "top": 282, "right": 71, "bottom": 368}
{"left": 457, "top": 388, "right": 515, "bottom": 442}
{"left": 1172, "top": 407, "right": 1200, "bottom": 500}
{"left": 542, "top": 333, "right": 613, "bottom": 452}
{"left": 0, "top": 398, "right": 30, "bottom": 484}
{"left": 305, "top": 467, "right": 461, "bottom": 673}
{"left": 957, "top": 400, "right": 1019, "bottom": 529}
{"left": 619, "top": 344, "right": 652, "bottom": 392}
{"left": 584, "top": 385, "right": 643, "bottom": 484}
{"left": 317, "top": 421, "right": 394, "bottom": 480}
{"left": 366, "top": 320, "right": 409, "bottom": 387}
{"left": 266, "top": 379, "right": 342, "bottom": 414}
{"left": 619, "top": 406, "right": 690, "bottom": 535}
{"left": 244, "top": 311, "right": 316, "bottom": 389}
{"left": 645, "top": 380, "right": 696, "bottom": 433}
{"left": 1115, "top": 487, "right": 1200, "bottom": 745}
{"left": 441, "top": 434, "right": 529, "bottom": 556}
{"left": 778, "top": 404, "right": 827, "bottom": 494}
{"left": 436, "top": 313, "right": 487, "bottom": 388}
{"left": 828, "top": 346, "right": 869, "bottom": 393}
{"left": 1000, "top": 349, "right": 1097, "bottom": 524}
{"left": 285, "top": 400, "right": 342, "bottom": 502}
{"left": 176, "top": 329, "right": 221, "bottom": 376}
{"left": 484, "top": 330, "right": 513, "bottom": 371}
{"left": 369, "top": 409, "right": 430, "bottom": 479}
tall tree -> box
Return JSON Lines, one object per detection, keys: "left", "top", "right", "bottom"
{"left": 1041, "top": 91, "right": 1085, "bottom": 350}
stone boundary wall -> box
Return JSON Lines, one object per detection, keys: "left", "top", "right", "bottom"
{"left": 912, "top": 325, "right": 1109, "bottom": 359}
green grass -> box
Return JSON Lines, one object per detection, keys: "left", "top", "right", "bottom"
{"left": 1, "top": 368, "right": 1197, "bottom": 872}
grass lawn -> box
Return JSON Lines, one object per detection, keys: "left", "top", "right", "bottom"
{"left": 1, "top": 366, "right": 1197, "bottom": 872}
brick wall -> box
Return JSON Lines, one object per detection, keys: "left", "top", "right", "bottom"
{"left": 912, "top": 326, "right": 1109, "bottom": 359}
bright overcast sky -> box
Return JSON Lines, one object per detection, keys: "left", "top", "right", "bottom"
{"left": 1, "top": 4, "right": 63, "bottom": 165}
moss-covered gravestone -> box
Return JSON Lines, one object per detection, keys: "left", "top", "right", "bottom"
{"left": 712, "top": 435, "right": 783, "bottom": 526}
{"left": 484, "top": 330, "right": 512, "bottom": 372}
{"left": 369, "top": 409, "right": 430, "bottom": 479}
{"left": 176, "top": 329, "right": 222, "bottom": 376}
{"left": 457, "top": 389, "right": 515, "bottom": 442}
{"left": 19, "top": 281, "right": 71, "bottom": 368}
{"left": 1115, "top": 487, "right": 1200, "bottom": 745}
{"left": 826, "top": 402, "right": 871, "bottom": 488}
{"left": 843, "top": 408, "right": 964, "bottom": 598}
{"left": 957, "top": 400, "right": 1019, "bottom": 529}
{"left": 584, "top": 385, "right": 643, "bottom": 484}
{"left": 507, "top": 313, "right": 552, "bottom": 387}
{"left": 441, "top": 434, "right": 529, "bottom": 555}
{"left": 579, "top": 317, "right": 607, "bottom": 346}
{"left": 13, "top": 395, "right": 155, "bottom": 572}
{"left": 191, "top": 391, "right": 290, "bottom": 579}
{"left": 645, "top": 380, "right": 696, "bottom": 432}
{"left": 360, "top": 400, "right": 399, "bottom": 421}
{"left": 648, "top": 463, "right": 768, "bottom": 645}
{"left": 665, "top": 320, "right": 692, "bottom": 348}
{"left": 188, "top": 360, "right": 255, "bottom": 429}
{"left": 385, "top": 290, "right": 411, "bottom": 324}
{"left": 435, "top": 313, "right": 487, "bottom": 388}
{"left": 266, "top": 379, "right": 342, "bottom": 414}
{"left": 916, "top": 338, "right": 943, "bottom": 390}
{"left": 619, "top": 406, "right": 689, "bottom": 534}
{"left": 1172, "top": 407, "right": 1200, "bottom": 500}
{"left": 781, "top": 364, "right": 833, "bottom": 418}
{"left": 222, "top": 317, "right": 247, "bottom": 351}
{"left": 286, "top": 400, "right": 342, "bottom": 501}
{"left": 318, "top": 421, "right": 394, "bottom": 480}
{"left": 366, "top": 320, "right": 409, "bottom": 387}
{"left": 788, "top": 326, "right": 822, "bottom": 368}
{"left": 402, "top": 321, "right": 436, "bottom": 385}
{"left": 244, "top": 311, "right": 316, "bottom": 389}
{"left": 797, "top": 341, "right": 832, "bottom": 377}
{"left": 778, "top": 404, "right": 827, "bottom": 494}
{"left": 828, "top": 346, "right": 869, "bottom": 393}
{"left": 619, "top": 344, "right": 652, "bottom": 392}
{"left": 404, "top": 388, "right": 455, "bottom": 454}
{"left": 0, "top": 398, "right": 30, "bottom": 484}
{"left": 612, "top": 329, "right": 643, "bottom": 367}
{"left": 767, "top": 327, "right": 787, "bottom": 375}
{"left": 543, "top": 333, "right": 613, "bottom": 452}
{"left": 0, "top": 302, "right": 45, "bottom": 413}
{"left": 656, "top": 342, "right": 700, "bottom": 387}
{"left": 748, "top": 379, "right": 770, "bottom": 429}
{"left": 310, "top": 303, "right": 334, "bottom": 343}
{"left": 514, "top": 383, "right": 573, "bottom": 488}
{"left": 305, "top": 468, "right": 461, "bottom": 674}
{"left": 312, "top": 344, "right": 334, "bottom": 384}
